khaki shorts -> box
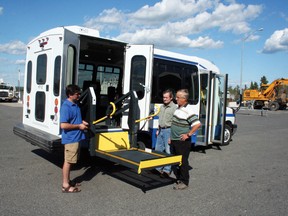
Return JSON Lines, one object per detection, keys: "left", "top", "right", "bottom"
{"left": 64, "top": 142, "right": 80, "bottom": 164}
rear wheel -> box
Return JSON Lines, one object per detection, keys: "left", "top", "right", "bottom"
{"left": 223, "top": 124, "right": 232, "bottom": 146}
{"left": 269, "top": 101, "right": 279, "bottom": 111}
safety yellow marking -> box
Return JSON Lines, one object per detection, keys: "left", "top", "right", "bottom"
{"left": 93, "top": 102, "right": 116, "bottom": 125}
{"left": 138, "top": 155, "right": 182, "bottom": 173}
{"left": 96, "top": 149, "right": 182, "bottom": 174}
{"left": 96, "top": 149, "right": 139, "bottom": 166}
{"left": 135, "top": 104, "right": 160, "bottom": 123}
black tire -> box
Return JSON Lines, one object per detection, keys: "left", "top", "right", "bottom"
{"left": 223, "top": 124, "right": 232, "bottom": 146}
{"left": 269, "top": 101, "right": 279, "bottom": 111}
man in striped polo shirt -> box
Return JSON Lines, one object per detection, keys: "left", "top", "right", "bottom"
{"left": 170, "top": 89, "right": 201, "bottom": 190}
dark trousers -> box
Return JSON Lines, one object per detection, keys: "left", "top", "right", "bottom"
{"left": 170, "top": 140, "right": 191, "bottom": 186}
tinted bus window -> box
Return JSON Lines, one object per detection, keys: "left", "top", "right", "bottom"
{"left": 53, "top": 56, "right": 61, "bottom": 96}
{"left": 96, "top": 66, "right": 120, "bottom": 95}
{"left": 66, "top": 45, "right": 76, "bottom": 86}
{"left": 130, "top": 56, "right": 146, "bottom": 100}
{"left": 35, "top": 92, "right": 45, "bottom": 122}
{"left": 26, "top": 61, "right": 32, "bottom": 93}
{"left": 78, "top": 63, "right": 94, "bottom": 91}
{"left": 36, "top": 54, "right": 47, "bottom": 84}
{"left": 152, "top": 58, "right": 199, "bottom": 104}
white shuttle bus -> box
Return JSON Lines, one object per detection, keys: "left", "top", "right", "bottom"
{"left": 14, "top": 26, "right": 236, "bottom": 163}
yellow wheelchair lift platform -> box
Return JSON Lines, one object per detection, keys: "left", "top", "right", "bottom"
{"left": 94, "top": 131, "right": 182, "bottom": 174}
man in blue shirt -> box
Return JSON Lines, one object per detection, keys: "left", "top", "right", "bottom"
{"left": 60, "top": 84, "right": 88, "bottom": 193}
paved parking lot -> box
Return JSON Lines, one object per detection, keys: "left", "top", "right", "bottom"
{"left": 0, "top": 102, "right": 287, "bottom": 216}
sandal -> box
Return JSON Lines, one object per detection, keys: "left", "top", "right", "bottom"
{"left": 62, "top": 186, "right": 81, "bottom": 193}
{"left": 69, "top": 180, "right": 81, "bottom": 187}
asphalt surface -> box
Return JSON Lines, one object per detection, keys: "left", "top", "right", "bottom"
{"left": 0, "top": 102, "right": 287, "bottom": 216}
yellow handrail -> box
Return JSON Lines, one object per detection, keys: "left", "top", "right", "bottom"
{"left": 92, "top": 102, "right": 116, "bottom": 125}
{"left": 135, "top": 104, "right": 160, "bottom": 123}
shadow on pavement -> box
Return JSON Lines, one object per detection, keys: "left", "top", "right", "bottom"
{"left": 31, "top": 148, "right": 175, "bottom": 192}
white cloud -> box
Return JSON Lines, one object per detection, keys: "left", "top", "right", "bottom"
{"left": 15, "top": 59, "right": 25, "bottom": 65}
{"left": 0, "top": 41, "right": 26, "bottom": 55}
{"left": 129, "top": 0, "right": 215, "bottom": 25}
{"left": 262, "top": 28, "right": 288, "bottom": 53}
{"left": 84, "top": 8, "right": 126, "bottom": 33}
{"left": 83, "top": 0, "right": 263, "bottom": 50}
{"left": 0, "top": 6, "right": 3, "bottom": 15}
{"left": 116, "top": 28, "right": 223, "bottom": 49}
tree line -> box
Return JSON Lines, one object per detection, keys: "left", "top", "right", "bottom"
{"left": 228, "top": 76, "right": 269, "bottom": 101}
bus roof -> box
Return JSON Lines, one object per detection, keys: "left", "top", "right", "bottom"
{"left": 28, "top": 25, "right": 220, "bottom": 73}
{"left": 28, "top": 26, "right": 101, "bottom": 45}
{"left": 154, "top": 48, "right": 220, "bottom": 73}
{"left": 41, "top": 25, "right": 100, "bottom": 37}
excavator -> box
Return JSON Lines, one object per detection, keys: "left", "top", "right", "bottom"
{"left": 243, "top": 78, "right": 288, "bottom": 111}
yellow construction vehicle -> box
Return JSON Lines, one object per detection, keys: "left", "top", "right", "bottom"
{"left": 243, "top": 78, "right": 288, "bottom": 111}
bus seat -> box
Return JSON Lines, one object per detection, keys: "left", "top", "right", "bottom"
{"left": 108, "top": 86, "right": 116, "bottom": 102}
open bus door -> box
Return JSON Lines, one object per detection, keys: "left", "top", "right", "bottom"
{"left": 210, "top": 73, "right": 228, "bottom": 145}
{"left": 14, "top": 27, "right": 81, "bottom": 152}
{"left": 122, "top": 45, "right": 154, "bottom": 132}
{"left": 197, "top": 71, "right": 211, "bottom": 145}
{"left": 197, "top": 71, "right": 227, "bottom": 145}
{"left": 62, "top": 28, "right": 80, "bottom": 89}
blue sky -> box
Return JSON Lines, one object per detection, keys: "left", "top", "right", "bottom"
{"left": 0, "top": 0, "right": 287, "bottom": 88}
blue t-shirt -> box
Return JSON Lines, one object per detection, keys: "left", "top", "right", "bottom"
{"left": 60, "top": 99, "right": 85, "bottom": 144}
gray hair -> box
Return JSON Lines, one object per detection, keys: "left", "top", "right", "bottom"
{"left": 177, "top": 89, "right": 189, "bottom": 100}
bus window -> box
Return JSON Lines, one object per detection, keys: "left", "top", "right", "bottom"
{"left": 158, "top": 71, "right": 181, "bottom": 98}
{"left": 78, "top": 63, "right": 94, "bottom": 91}
{"left": 35, "top": 91, "right": 45, "bottom": 122}
{"left": 66, "top": 45, "right": 76, "bottom": 86}
{"left": 53, "top": 56, "right": 61, "bottom": 96}
{"left": 36, "top": 54, "right": 47, "bottom": 84}
{"left": 96, "top": 66, "right": 120, "bottom": 95}
{"left": 26, "top": 61, "right": 32, "bottom": 93}
{"left": 130, "top": 56, "right": 146, "bottom": 100}
{"left": 184, "top": 68, "right": 199, "bottom": 105}
{"left": 151, "top": 58, "right": 199, "bottom": 104}
{"left": 200, "top": 74, "right": 208, "bottom": 106}
{"left": 191, "top": 73, "right": 199, "bottom": 103}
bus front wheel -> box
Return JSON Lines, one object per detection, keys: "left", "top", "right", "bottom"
{"left": 223, "top": 124, "right": 232, "bottom": 146}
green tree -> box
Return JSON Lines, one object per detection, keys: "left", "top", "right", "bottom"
{"left": 260, "top": 76, "right": 268, "bottom": 86}
{"left": 227, "top": 85, "right": 240, "bottom": 101}
{"left": 249, "top": 81, "right": 259, "bottom": 90}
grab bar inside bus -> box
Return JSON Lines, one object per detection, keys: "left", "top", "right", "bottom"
{"left": 92, "top": 102, "right": 116, "bottom": 125}
{"left": 135, "top": 104, "right": 160, "bottom": 123}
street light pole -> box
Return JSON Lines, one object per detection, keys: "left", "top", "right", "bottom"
{"left": 240, "top": 28, "right": 263, "bottom": 95}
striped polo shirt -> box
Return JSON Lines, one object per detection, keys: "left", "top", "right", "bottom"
{"left": 170, "top": 103, "right": 200, "bottom": 141}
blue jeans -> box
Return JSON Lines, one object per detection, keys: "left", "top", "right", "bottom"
{"left": 155, "top": 128, "right": 171, "bottom": 173}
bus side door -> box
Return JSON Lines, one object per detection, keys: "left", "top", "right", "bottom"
{"left": 197, "top": 71, "right": 227, "bottom": 145}
{"left": 209, "top": 73, "right": 228, "bottom": 144}
{"left": 122, "top": 45, "right": 153, "bottom": 131}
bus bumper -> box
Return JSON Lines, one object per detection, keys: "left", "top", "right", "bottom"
{"left": 13, "top": 123, "right": 62, "bottom": 153}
